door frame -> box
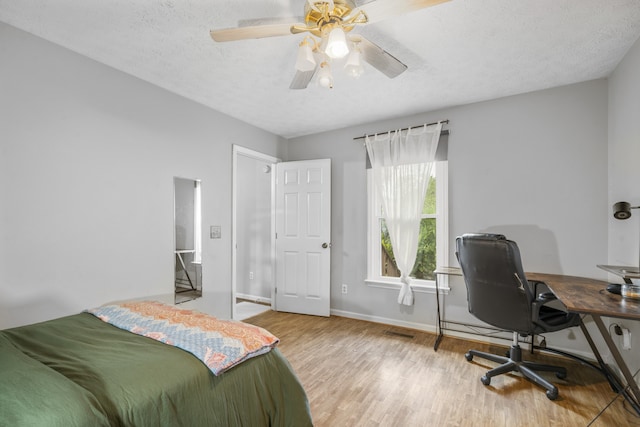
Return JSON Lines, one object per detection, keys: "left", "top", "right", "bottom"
{"left": 231, "top": 145, "right": 279, "bottom": 320}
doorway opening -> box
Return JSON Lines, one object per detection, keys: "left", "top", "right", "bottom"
{"left": 174, "top": 177, "right": 202, "bottom": 304}
{"left": 232, "top": 146, "right": 278, "bottom": 320}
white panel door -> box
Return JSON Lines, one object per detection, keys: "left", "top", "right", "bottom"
{"left": 275, "top": 159, "right": 331, "bottom": 317}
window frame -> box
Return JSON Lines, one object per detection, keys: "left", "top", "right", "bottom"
{"left": 365, "top": 161, "right": 449, "bottom": 293}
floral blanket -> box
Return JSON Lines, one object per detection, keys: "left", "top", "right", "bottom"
{"left": 86, "top": 301, "right": 279, "bottom": 375}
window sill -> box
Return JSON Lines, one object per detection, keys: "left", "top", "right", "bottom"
{"left": 365, "top": 279, "right": 449, "bottom": 295}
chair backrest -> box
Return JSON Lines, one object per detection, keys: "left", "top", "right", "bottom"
{"left": 455, "top": 233, "right": 535, "bottom": 335}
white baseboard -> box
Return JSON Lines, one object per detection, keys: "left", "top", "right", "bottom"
{"left": 330, "top": 308, "right": 438, "bottom": 334}
{"left": 236, "top": 293, "right": 271, "bottom": 305}
{"left": 329, "top": 308, "right": 597, "bottom": 362}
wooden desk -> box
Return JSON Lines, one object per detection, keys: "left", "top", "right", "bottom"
{"left": 528, "top": 272, "right": 640, "bottom": 414}
{"left": 433, "top": 267, "right": 462, "bottom": 351}
{"left": 433, "top": 267, "right": 510, "bottom": 351}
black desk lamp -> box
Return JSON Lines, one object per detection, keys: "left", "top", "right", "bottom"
{"left": 613, "top": 201, "right": 640, "bottom": 274}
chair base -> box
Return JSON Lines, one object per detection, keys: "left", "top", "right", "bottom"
{"left": 465, "top": 344, "right": 567, "bottom": 400}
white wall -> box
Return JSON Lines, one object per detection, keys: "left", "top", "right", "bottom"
{"left": 608, "top": 35, "right": 640, "bottom": 374}
{"left": 289, "top": 79, "right": 609, "bottom": 356}
{"left": 0, "top": 23, "right": 287, "bottom": 328}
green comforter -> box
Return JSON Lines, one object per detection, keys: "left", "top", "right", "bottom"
{"left": 0, "top": 313, "right": 312, "bottom": 427}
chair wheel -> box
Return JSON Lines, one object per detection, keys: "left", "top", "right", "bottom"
{"left": 546, "top": 389, "right": 558, "bottom": 400}
{"left": 465, "top": 353, "right": 473, "bottom": 362}
{"left": 481, "top": 375, "right": 491, "bottom": 386}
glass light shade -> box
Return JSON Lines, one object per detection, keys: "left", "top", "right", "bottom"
{"left": 325, "top": 27, "right": 349, "bottom": 59}
{"left": 622, "top": 283, "right": 640, "bottom": 300}
{"left": 317, "top": 63, "right": 334, "bottom": 89}
{"left": 295, "top": 41, "right": 316, "bottom": 72}
{"left": 344, "top": 49, "right": 364, "bottom": 78}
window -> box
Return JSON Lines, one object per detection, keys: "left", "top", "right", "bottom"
{"left": 366, "top": 161, "right": 448, "bottom": 290}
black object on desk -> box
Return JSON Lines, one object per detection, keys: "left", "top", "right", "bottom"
{"left": 606, "top": 283, "right": 622, "bottom": 295}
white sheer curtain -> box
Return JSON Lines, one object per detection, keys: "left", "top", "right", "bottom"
{"left": 366, "top": 123, "right": 442, "bottom": 306}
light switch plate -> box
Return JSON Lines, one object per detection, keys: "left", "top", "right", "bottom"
{"left": 210, "top": 225, "right": 221, "bottom": 239}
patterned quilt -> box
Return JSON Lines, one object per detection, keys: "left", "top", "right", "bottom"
{"left": 86, "top": 301, "right": 279, "bottom": 375}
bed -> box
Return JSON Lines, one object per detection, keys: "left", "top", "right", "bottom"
{"left": 0, "top": 301, "right": 313, "bottom": 426}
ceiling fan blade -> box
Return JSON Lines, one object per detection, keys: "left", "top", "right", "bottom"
{"left": 357, "top": 36, "right": 407, "bottom": 78}
{"left": 210, "top": 22, "right": 301, "bottom": 42}
{"left": 290, "top": 68, "right": 318, "bottom": 90}
{"left": 237, "top": 17, "right": 305, "bottom": 27}
{"left": 355, "top": 0, "right": 450, "bottom": 24}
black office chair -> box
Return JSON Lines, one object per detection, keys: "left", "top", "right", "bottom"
{"left": 455, "top": 233, "right": 581, "bottom": 400}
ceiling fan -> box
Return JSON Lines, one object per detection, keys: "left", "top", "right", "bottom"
{"left": 210, "top": 0, "right": 450, "bottom": 89}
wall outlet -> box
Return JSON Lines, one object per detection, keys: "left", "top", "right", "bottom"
{"left": 622, "top": 328, "right": 632, "bottom": 350}
{"left": 249, "top": 272, "right": 254, "bottom": 280}
{"left": 210, "top": 225, "right": 221, "bottom": 239}
{"left": 342, "top": 284, "right": 348, "bottom": 294}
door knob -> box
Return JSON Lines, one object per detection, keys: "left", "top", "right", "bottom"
{"left": 322, "top": 242, "right": 331, "bottom": 249}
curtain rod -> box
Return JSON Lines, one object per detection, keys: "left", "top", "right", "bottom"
{"left": 353, "top": 119, "right": 449, "bottom": 141}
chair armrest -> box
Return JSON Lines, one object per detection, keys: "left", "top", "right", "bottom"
{"left": 537, "top": 291, "right": 557, "bottom": 303}
{"left": 530, "top": 280, "right": 558, "bottom": 325}
{"left": 530, "top": 280, "right": 579, "bottom": 330}
{"left": 529, "top": 280, "right": 556, "bottom": 302}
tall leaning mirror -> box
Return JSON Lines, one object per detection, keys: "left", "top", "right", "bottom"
{"left": 174, "top": 177, "right": 202, "bottom": 304}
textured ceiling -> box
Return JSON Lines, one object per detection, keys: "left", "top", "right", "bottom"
{"left": 2, "top": 0, "right": 640, "bottom": 138}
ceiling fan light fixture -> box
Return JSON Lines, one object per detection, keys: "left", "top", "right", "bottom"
{"left": 295, "top": 39, "right": 317, "bottom": 72}
{"left": 325, "top": 26, "right": 349, "bottom": 59}
{"left": 344, "top": 47, "right": 363, "bottom": 78}
{"left": 317, "top": 61, "right": 334, "bottom": 89}
{"left": 211, "top": 0, "right": 451, "bottom": 89}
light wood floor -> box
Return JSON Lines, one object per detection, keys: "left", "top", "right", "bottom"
{"left": 245, "top": 310, "right": 640, "bottom": 427}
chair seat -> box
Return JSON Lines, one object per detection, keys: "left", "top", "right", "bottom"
{"left": 536, "top": 306, "right": 581, "bottom": 330}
